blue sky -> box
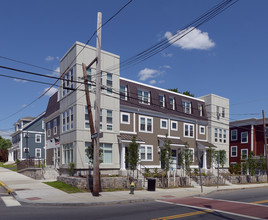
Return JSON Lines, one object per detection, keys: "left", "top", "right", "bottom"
{"left": 1, "top": 0, "right": 268, "bottom": 138}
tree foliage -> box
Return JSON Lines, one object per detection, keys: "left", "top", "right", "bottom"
{"left": 214, "top": 150, "right": 226, "bottom": 168}
{"left": 168, "top": 88, "right": 195, "bottom": 97}
{"left": 0, "top": 136, "right": 11, "bottom": 162}
{"left": 86, "top": 143, "right": 103, "bottom": 167}
{"left": 160, "top": 136, "right": 172, "bottom": 175}
{"left": 183, "top": 142, "right": 193, "bottom": 175}
{"left": 126, "top": 136, "right": 139, "bottom": 174}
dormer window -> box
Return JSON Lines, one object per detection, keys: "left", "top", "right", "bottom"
{"left": 198, "top": 104, "right": 203, "bottom": 116}
{"left": 169, "top": 97, "right": 175, "bottom": 110}
{"left": 159, "top": 94, "right": 165, "bottom": 108}
{"left": 182, "top": 100, "right": 191, "bottom": 114}
{"left": 138, "top": 90, "right": 150, "bottom": 105}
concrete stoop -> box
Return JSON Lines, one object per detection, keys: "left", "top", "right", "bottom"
{"left": 43, "top": 168, "right": 59, "bottom": 181}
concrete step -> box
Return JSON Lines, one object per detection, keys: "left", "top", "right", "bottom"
{"left": 43, "top": 168, "right": 59, "bottom": 180}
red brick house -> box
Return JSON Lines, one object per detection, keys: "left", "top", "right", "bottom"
{"left": 229, "top": 118, "right": 268, "bottom": 166}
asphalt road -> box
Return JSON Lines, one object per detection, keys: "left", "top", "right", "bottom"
{"left": 1, "top": 187, "right": 268, "bottom": 220}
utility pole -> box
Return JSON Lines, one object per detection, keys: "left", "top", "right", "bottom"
{"left": 93, "top": 12, "right": 102, "bottom": 197}
{"left": 262, "top": 110, "right": 268, "bottom": 180}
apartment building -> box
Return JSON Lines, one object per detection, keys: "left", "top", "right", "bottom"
{"left": 229, "top": 118, "right": 267, "bottom": 166}
{"left": 199, "top": 94, "right": 230, "bottom": 168}
{"left": 119, "top": 78, "right": 213, "bottom": 170}
{"left": 58, "top": 41, "right": 120, "bottom": 172}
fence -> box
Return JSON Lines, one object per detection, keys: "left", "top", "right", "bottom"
{"left": 17, "top": 158, "right": 44, "bottom": 171}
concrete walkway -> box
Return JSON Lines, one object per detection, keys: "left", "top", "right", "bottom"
{"left": 1, "top": 167, "right": 268, "bottom": 206}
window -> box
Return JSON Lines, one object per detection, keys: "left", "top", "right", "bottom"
{"left": 85, "top": 106, "right": 90, "bottom": 129}
{"left": 62, "top": 107, "right": 73, "bottom": 132}
{"left": 120, "top": 85, "right": 127, "bottom": 100}
{"left": 182, "top": 100, "right": 191, "bottom": 114}
{"left": 231, "top": 129, "right": 237, "bottom": 141}
{"left": 106, "top": 110, "right": 113, "bottom": 131}
{"left": 47, "top": 122, "right": 51, "bottom": 137}
{"left": 169, "top": 97, "right": 175, "bottom": 110}
{"left": 200, "top": 126, "right": 205, "bottom": 135}
{"left": 100, "top": 109, "right": 103, "bottom": 130}
{"left": 24, "top": 148, "right": 29, "bottom": 153}
{"left": 35, "top": 134, "right": 41, "bottom": 143}
{"left": 160, "top": 119, "right": 167, "bottom": 129}
{"left": 219, "top": 129, "right": 222, "bottom": 142}
{"left": 198, "top": 104, "right": 203, "bottom": 116}
{"left": 138, "top": 90, "right": 150, "bottom": 105}
{"left": 222, "top": 107, "right": 225, "bottom": 118}
{"left": 35, "top": 148, "right": 41, "bottom": 158}
{"left": 139, "top": 116, "right": 153, "bottom": 133}
{"left": 215, "top": 128, "right": 218, "bottom": 142}
{"left": 53, "top": 119, "right": 57, "bottom": 135}
{"left": 63, "top": 143, "right": 73, "bottom": 164}
{"left": 231, "top": 146, "right": 237, "bottom": 157}
{"left": 100, "top": 143, "right": 113, "bottom": 164}
{"left": 217, "top": 106, "right": 220, "bottom": 120}
{"left": 140, "top": 145, "right": 153, "bottom": 161}
{"left": 121, "top": 112, "right": 130, "bottom": 124}
{"left": 184, "top": 123, "right": 194, "bottom": 138}
{"left": 86, "top": 68, "right": 92, "bottom": 90}
{"left": 159, "top": 95, "right": 165, "bottom": 108}
{"left": 241, "top": 149, "right": 248, "bottom": 160}
{"left": 106, "top": 73, "right": 113, "bottom": 94}
{"left": 241, "top": 132, "right": 248, "bottom": 143}
{"left": 171, "top": 121, "right": 178, "bottom": 131}
{"left": 223, "top": 129, "right": 227, "bottom": 143}
{"left": 62, "top": 67, "right": 74, "bottom": 97}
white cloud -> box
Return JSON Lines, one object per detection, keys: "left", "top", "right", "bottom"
{"left": 149, "top": 80, "right": 156, "bottom": 85}
{"left": 51, "top": 67, "right": 60, "bottom": 77}
{"left": 160, "top": 65, "right": 171, "bottom": 69}
{"left": 161, "top": 52, "right": 173, "bottom": 57}
{"left": 0, "top": 130, "right": 12, "bottom": 140}
{"left": 13, "top": 79, "right": 27, "bottom": 83}
{"left": 138, "top": 68, "right": 161, "bottom": 81}
{"left": 45, "top": 56, "right": 55, "bottom": 61}
{"left": 158, "top": 80, "right": 165, "bottom": 84}
{"left": 44, "top": 87, "right": 58, "bottom": 97}
{"left": 165, "top": 27, "right": 215, "bottom": 50}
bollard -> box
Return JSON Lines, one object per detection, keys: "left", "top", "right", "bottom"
{"left": 130, "top": 181, "right": 135, "bottom": 194}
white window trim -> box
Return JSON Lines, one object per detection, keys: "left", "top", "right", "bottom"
{"left": 199, "top": 126, "right": 205, "bottom": 135}
{"left": 241, "top": 149, "right": 248, "bottom": 160}
{"left": 140, "top": 145, "right": 153, "bottom": 161}
{"left": 138, "top": 90, "right": 150, "bottom": 105}
{"left": 35, "top": 148, "right": 41, "bottom": 158}
{"left": 106, "top": 110, "right": 113, "bottom": 131}
{"left": 182, "top": 100, "right": 191, "bottom": 114}
{"left": 231, "top": 146, "right": 237, "bottom": 157}
{"left": 231, "top": 129, "right": 238, "bottom": 141}
{"left": 35, "top": 134, "right": 41, "bottom": 143}
{"left": 159, "top": 94, "right": 165, "bottom": 108}
{"left": 169, "top": 97, "right": 175, "bottom": 110}
{"left": 47, "top": 129, "right": 51, "bottom": 137}
{"left": 121, "top": 112, "right": 130, "bottom": 124}
{"left": 139, "top": 115, "right": 153, "bottom": 133}
{"left": 53, "top": 126, "right": 57, "bottom": 135}
{"left": 241, "top": 132, "right": 248, "bottom": 144}
{"left": 120, "top": 85, "right": 127, "bottom": 101}
{"left": 184, "top": 123, "right": 194, "bottom": 138}
{"left": 171, "top": 120, "right": 178, "bottom": 131}
{"left": 160, "top": 119, "right": 168, "bottom": 129}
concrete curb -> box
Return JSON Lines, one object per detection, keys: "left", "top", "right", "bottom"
{"left": 0, "top": 180, "right": 14, "bottom": 195}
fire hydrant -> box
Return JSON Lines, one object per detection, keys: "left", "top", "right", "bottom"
{"left": 130, "top": 181, "right": 135, "bottom": 194}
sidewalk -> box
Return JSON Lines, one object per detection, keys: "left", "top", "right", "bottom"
{"left": 1, "top": 167, "right": 268, "bottom": 206}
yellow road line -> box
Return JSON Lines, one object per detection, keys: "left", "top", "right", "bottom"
{"left": 151, "top": 209, "right": 213, "bottom": 220}
{"left": 251, "top": 200, "right": 268, "bottom": 204}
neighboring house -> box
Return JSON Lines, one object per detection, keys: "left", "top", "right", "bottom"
{"left": 199, "top": 94, "right": 230, "bottom": 168}
{"left": 58, "top": 41, "right": 120, "bottom": 172}
{"left": 8, "top": 113, "right": 46, "bottom": 162}
{"left": 229, "top": 118, "right": 267, "bottom": 167}
{"left": 44, "top": 92, "right": 60, "bottom": 168}
{"left": 119, "top": 78, "right": 214, "bottom": 171}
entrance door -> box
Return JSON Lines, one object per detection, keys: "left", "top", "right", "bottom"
{"left": 125, "top": 147, "right": 129, "bottom": 169}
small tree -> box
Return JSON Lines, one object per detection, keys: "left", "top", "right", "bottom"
{"left": 241, "top": 162, "right": 248, "bottom": 175}
{"left": 207, "top": 146, "right": 215, "bottom": 169}
{"left": 247, "top": 152, "right": 257, "bottom": 176}
{"left": 0, "top": 136, "right": 11, "bottom": 162}
{"left": 214, "top": 150, "right": 226, "bottom": 168}
{"left": 160, "top": 136, "right": 172, "bottom": 175}
{"left": 183, "top": 142, "right": 193, "bottom": 176}
{"left": 258, "top": 154, "right": 266, "bottom": 175}
{"left": 125, "top": 136, "right": 139, "bottom": 178}
{"left": 86, "top": 143, "right": 103, "bottom": 168}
